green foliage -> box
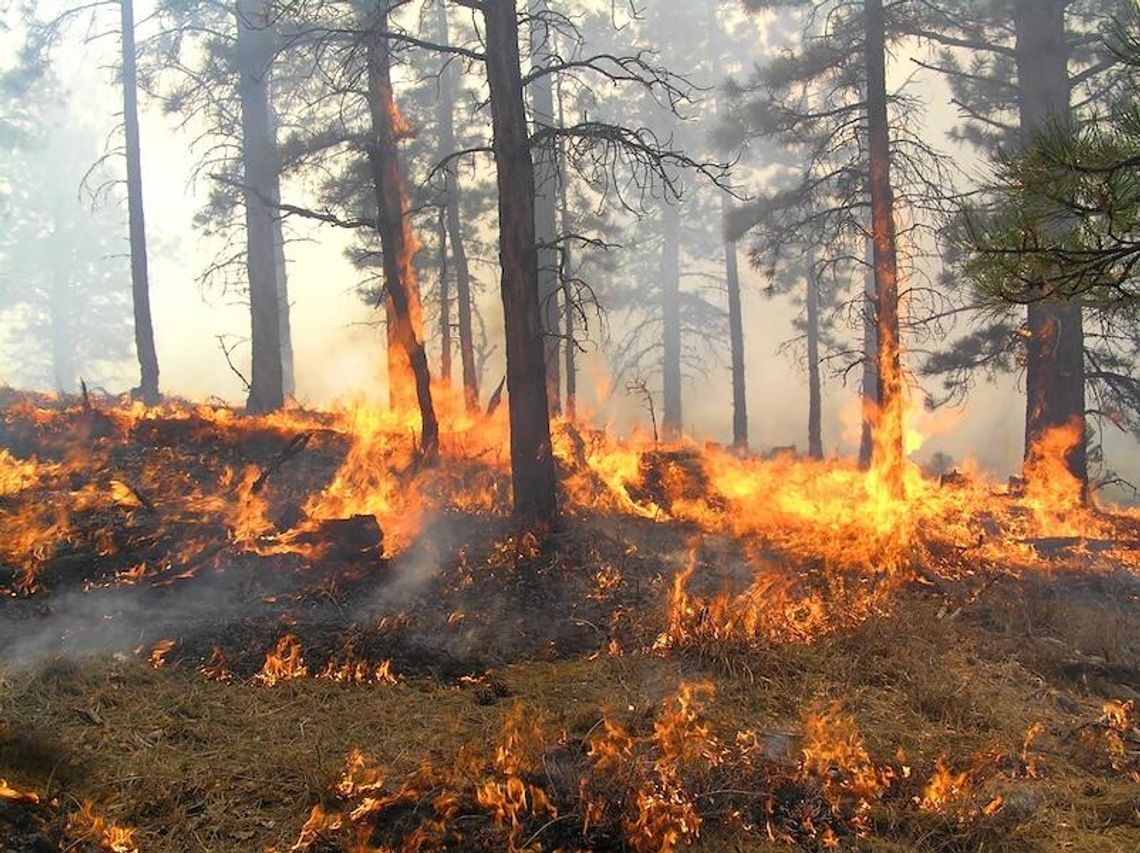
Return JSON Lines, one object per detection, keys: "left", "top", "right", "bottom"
{"left": 960, "top": 45, "right": 1140, "bottom": 312}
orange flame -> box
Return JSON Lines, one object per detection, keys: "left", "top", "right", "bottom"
{"left": 66, "top": 802, "right": 138, "bottom": 853}
{"left": 254, "top": 635, "right": 308, "bottom": 686}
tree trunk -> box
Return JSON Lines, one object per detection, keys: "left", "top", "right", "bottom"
{"left": 273, "top": 219, "right": 295, "bottom": 397}
{"left": 482, "top": 0, "right": 557, "bottom": 522}
{"left": 859, "top": 239, "right": 877, "bottom": 469}
{"left": 806, "top": 246, "right": 823, "bottom": 459}
{"left": 435, "top": 3, "right": 479, "bottom": 411}
{"left": 562, "top": 247, "right": 576, "bottom": 420}
{"left": 120, "top": 0, "right": 160, "bottom": 405}
{"left": 1013, "top": 0, "right": 1087, "bottom": 491}
{"left": 236, "top": 0, "right": 284, "bottom": 414}
{"left": 528, "top": 0, "right": 561, "bottom": 414}
{"left": 49, "top": 247, "right": 76, "bottom": 394}
{"left": 438, "top": 205, "right": 452, "bottom": 385}
{"left": 558, "top": 108, "right": 576, "bottom": 421}
{"left": 362, "top": 2, "right": 438, "bottom": 455}
{"left": 268, "top": 104, "right": 295, "bottom": 399}
{"left": 266, "top": 100, "right": 294, "bottom": 399}
{"left": 661, "top": 202, "right": 683, "bottom": 440}
{"left": 723, "top": 193, "right": 747, "bottom": 450}
{"left": 864, "top": 0, "right": 905, "bottom": 497}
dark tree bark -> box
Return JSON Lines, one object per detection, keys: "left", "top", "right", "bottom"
{"left": 528, "top": 0, "right": 561, "bottom": 413}
{"left": 806, "top": 246, "right": 823, "bottom": 459}
{"left": 1013, "top": 0, "right": 1087, "bottom": 490}
{"left": 438, "top": 206, "right": 452, "bottom": 385}
{"left": 865, "top": 0, "right": 905, "bottom": 496}
{"left": 363, "top": 2, "right": 438, "bottom": 455}
{"left": 435, "top": 3, "right": 479, "bottom": 410}
{"left": 661, "top": 202, "right": 683, "bottom": 440}
{"left": 120, "top": 0, "right": 160, "bottom": 404}
{"left": 236, "top": 0, "right": 285, "bottom": 413}
{"left": 562, "top": 251, "right": 576, "bottom": 420}
{"left": 480, "top": 0, "right": 557, "bottom": 522}
{"left": 859, "top": 241, "right": 877, "bottom": 469}
{"left": 723, "top": 193, "right": 747, "bottom": 450}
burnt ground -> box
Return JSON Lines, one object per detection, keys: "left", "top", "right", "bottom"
{"left": 0, "top": 396, "right": 1138, "bottom": 851}
{"left": 0, "top": 392, "right": 757, "bottom": 682}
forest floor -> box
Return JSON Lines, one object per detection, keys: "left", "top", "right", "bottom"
{"left": 0, "top": 394, "right": 1138, "bottom": 851}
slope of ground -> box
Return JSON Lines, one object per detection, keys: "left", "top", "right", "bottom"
{"left": 0, "top": 393, "right": 1137, "bottom": 851}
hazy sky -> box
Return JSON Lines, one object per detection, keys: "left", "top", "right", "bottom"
{"left": 3, "top": 0, "right": 1136, "bottom": 493}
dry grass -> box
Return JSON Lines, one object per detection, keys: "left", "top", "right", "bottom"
{"left": 2, "top": 581, "right": 1138, "bottom": 851}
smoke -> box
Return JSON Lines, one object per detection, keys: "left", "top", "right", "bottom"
{"left": 0, "top": 570, "right": 249, "bottom": 672}
{"left": 2, "top": 2, "right": 1137, "bottom": 499}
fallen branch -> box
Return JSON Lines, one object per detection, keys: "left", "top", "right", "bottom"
{"left": 252, "top": 432, "right": 314, "bottom": 494}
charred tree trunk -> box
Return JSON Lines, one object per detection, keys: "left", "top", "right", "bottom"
{"left": 1014, "top": 0, "right": 1087, "bottom": 492}
{"left": 806, "top": 246, "right": 823, "bottom": 460}
{"left": 865, "top": 0, "right": 905, "bottom": 496}
{"left": 528, "top": 0, "right": 561, "bottom": 414}
{"left": 362, "top": 3, "right": 438, "bottom": 456}
{"left": 435, "top": 3, "right": 479, "bottom": 411}
{"left": 482, "top": 0, "right": 557, "bottom": 522}
{"left": 236, "top": 0, "right": 284, "bottom": 414}
{"left": 120, "top": 0, "right": 160, "bottom": 405}
{"left": 858, "top": 240, "right": 877, "bottom": 469}
{"left": 723, "top": 193, "right": 747, "bottom": 451}
{"left": 438, "top": 206, "right": 452, "bottom": 385}
{"left": 661, "top": 202, "right": 683, "bottom": 441}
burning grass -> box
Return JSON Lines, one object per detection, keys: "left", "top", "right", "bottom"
{"left": 0, "top": 389, "right": 1139, "bottom": 850}
{"left": 1, "top": 589, "right": 1138, "bottom": 851}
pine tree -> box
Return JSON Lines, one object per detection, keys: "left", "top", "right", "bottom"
{"left": 733, "top": 0, "right": 950, "bottom": 486}
{"left": 913, "top": 0, "right": 1136, "bottom": 488}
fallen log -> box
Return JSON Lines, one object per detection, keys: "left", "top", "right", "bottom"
{"left": 252, "top": 432, "right": 313, "bottom": 493}
{"left": 292, "top": 515, "right": 384, "bottom": 562}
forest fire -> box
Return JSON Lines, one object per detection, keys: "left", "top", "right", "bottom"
{"left": 0, "top": 389, "right": 1134, "bottom": 600}
{"left": 3, "top": 0, "right": 1140, "bottom": 848}
{"left": 1, "top": 389, "right": 1139, "bottom": 848}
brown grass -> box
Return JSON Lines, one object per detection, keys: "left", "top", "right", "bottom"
{"left": 2, "top": 580, "right": 1139, "bottom": 851}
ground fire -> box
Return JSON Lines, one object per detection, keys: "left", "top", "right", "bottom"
{"left": 1, "top": 387, "right": 1138, "bottom": 850}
